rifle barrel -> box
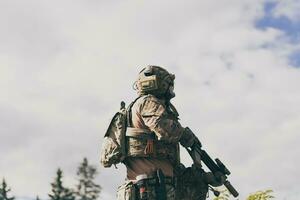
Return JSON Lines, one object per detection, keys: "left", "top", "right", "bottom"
{"left": 224, "top": 181, "right": 239, "bottom": 197}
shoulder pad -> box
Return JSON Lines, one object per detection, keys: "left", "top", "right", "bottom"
{"left": 140, "top": 95, "right": 166, "bottom": 117}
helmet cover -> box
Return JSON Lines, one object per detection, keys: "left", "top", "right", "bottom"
{"left": 135, "top": 65, "right": 175, "bottom": 99}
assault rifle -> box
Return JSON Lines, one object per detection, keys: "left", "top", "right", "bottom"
{"left": 185, "top": 135, "right": 239, "bottom": 197}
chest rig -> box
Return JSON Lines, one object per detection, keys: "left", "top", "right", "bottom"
{"left": 125, "top": 96, "right": 180, "bottom": 165}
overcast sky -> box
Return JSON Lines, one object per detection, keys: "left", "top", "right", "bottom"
{"left": 1, "top": 0, "right": 300, "bottom": 200}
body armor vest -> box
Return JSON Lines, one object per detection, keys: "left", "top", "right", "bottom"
{"left": 125, "top": 96, "right": 180, "bottom": 165}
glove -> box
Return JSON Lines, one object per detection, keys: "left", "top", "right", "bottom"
{"left": 203, "top": 172, "right": 225, "bottom": 187}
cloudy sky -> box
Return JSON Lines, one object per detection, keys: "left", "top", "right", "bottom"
{"left": 1, "top": 0, "right": 300, "bottom": 199}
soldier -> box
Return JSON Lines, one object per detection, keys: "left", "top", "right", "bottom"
{"left": 102, "top": 65, "right": 211, "bottom": 200}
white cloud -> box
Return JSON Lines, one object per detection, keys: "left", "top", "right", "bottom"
{"left": 273, "top": 0, "right": 300, "bottom": 22}
{"left": 0, "top": 0, "right": 300, "bottom": 200}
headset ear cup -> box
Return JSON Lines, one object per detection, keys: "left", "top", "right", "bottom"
{"left": 138, "top": 75, "right": 158, "bottom": 93}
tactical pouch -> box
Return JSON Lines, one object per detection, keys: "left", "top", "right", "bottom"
{"left": 117, "top": 181, "right": 136, "bottom": 200}
{"left": 100, "top": 102, "right": 127, "bottom": 168}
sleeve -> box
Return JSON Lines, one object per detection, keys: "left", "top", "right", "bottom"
{"left": 140, "top": 97, "right": 188, "bottom": 144}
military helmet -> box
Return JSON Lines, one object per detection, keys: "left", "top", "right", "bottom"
{"left": 135, "top": 65, "right": 175, "bottom": 99}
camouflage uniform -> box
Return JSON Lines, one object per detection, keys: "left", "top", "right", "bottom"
{"left": 104, "top": 66, "right": 205, "bottom": 200}
{"left": 121, "top": 93, "right": 196, "bottom": 199}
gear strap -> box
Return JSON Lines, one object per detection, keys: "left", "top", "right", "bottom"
{"left": 126, "top": 96, "right": 142, "bottom": 127}
{"left": 126, "top": 127, "right": 154, "bottom": 138}
{"left": 126, "top": 96, "right": 156, "bottom": 155}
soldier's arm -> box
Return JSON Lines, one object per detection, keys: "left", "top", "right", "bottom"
{"left": 140, "top": 96, "right": 195, "bottom": 147}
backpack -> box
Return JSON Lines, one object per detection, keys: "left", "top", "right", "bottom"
{"left": 100, "top": 101, "right": 127, "bottom": 168}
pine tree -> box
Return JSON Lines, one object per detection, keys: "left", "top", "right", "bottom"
{"left": 75, "top": 158, "right": 101, "bottom": 200}
{"left": 49, "top": 168, "right": 75, "bottom": 200}
{"left": 0, "top": 179, "right": 15, "bottom": 200}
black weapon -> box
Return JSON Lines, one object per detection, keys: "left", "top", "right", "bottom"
{"left": 186, "top": 139, "right": 239, "bottom": 197}
{"left": 155, "top": 169, "right": 167, "bottom": 200}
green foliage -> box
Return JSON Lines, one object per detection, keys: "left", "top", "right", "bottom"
{"left": 246, "top": 190, "right": 274, "bottom": 200}
{"left": 0, "top": 179, "right": 15, "bottom": 200}
{"left": 75, "top": 158, "right": 101, "bottom": 200}
{"left": 211, "top": 188, "right": 274, "bottom": 200}
{"left": 2, "top": 158, "right": 102, "bottom": 200}
{"left": 49, "top": 168, "right": 75, "bottom": 200}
